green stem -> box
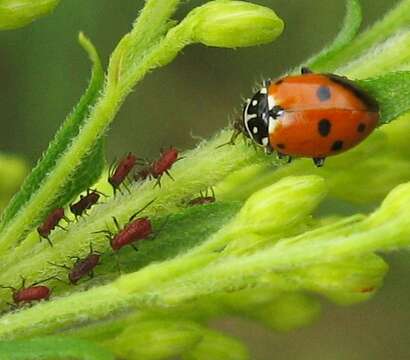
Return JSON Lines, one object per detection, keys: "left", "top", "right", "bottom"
{"left": 321, "top": 0, "right": 410, "bottom": 71}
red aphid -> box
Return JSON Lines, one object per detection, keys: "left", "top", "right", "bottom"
{"left": 151, "top": 147, "right": 179, "bottom": 179}
{"left": 111, "top": 217, "right": 152, "bottom": 251}
{"left": 108, "top": 153, "right": 138, "bottom": 192}
{"left": 70, "top": 189, "right": 101, "bottom": 218}
{"left": 13, "top": 286, "right": 51, "bottom": 305}
{"left": 69, "top": 253, "right": 101, "bottom": 284}
{"left": 0, "top": 277, "right": 55, "bottom": 306}
{"left": 37, "top": 208, "right": 67, "bottom": 246}
{"left": 95, "top": 200, "right": 155, "bottom": 252}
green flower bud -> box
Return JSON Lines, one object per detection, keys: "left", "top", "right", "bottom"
{"left": 0, "top": 154, "right": 27, "bottom": 210}
{"left": 104, "top": 320, "right": 203, "bottom": 360}
{"left": 182, "top": 329, "right": 249, "bottom": 360}
{"left": 186, "top": 0, "right": 284, "bottom": 48}
{"left": 234, "top": 175, "right": 327, "bottom": 236}
{"left": 251, "top": 293, "right": 321, "bottom": 332}
{"left": 0, "top": 0, "right": 60, "bottom": 30}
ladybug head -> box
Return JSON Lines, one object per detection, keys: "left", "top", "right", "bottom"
{"left": 243, "top": 85, "right": 271, "bottom": 147}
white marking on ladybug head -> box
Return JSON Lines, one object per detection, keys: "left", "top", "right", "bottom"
{"left": 262, "top": 137, "right": 269, "bottom": 146}
{"left": 268, "top": 95, "right": 276, "bottom": 110}
{"left": 252, "top": 99, "right": 258, "bottom": 106}
{"left": 269, "top": 116, "right": 279, "bottom": 134}
{"left": 253, "top": 126, "right": 258, "bottom": 134}
{"left": 259, "top": 87, "right": 267, "bottom": 94}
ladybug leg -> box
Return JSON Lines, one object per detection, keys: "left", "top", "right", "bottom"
{"left": 313, "top": 157, "right": 326, "bottom": 167}
{"left": 287, "top": 156, "right": 293, "bottom": 164}
{"left": 301, "top": 67, "right": 313, "bottom": 74}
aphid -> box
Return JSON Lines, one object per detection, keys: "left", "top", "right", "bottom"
{"left": 49, "top": 243, "right": 101, "bottom": 285}
{"left": 151, "top": 147, "right": 180, "bottom": 185}
{"left": 37, "top": 208, "right": 69, "bottom": 246}
{"left": 108, "top": 153, "right": 138, "bottom": 194}
{"left": 242, "top": 67, "right": 379, "bottom": 167}
{"left": 0, "top": 276, "right": 55, "bottom": 306}
{"left": 95, "top": 200, "right": 154, "bottom": 252}
{"left": 188, "top": 188, "right": 216, "bottom": 206}
{"left": 70, "top": 188, "right": 105, "bottom": 219}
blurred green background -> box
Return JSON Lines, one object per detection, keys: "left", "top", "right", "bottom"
{"left": 0, "top": 0, "right": 409, "bottom": 359}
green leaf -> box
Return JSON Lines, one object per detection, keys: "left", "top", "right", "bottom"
{"left": 0, "top": 0, "right": 60, "bottom": 30}
{"left": 0, "top": 33, "right": 104, "bottom": 242}
{"left": 0, "top": 336, "right": 115, "bottom": 360}
{"left": 357, "top": 71, "right": 410, "bottom": 124}
{"left": 306, "top": 0, "right": 362, "bottom": 71}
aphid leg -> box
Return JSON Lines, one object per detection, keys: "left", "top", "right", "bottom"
{"left": 165, "top": 170, "right": 175, "bottom": 181}
{"left": 123, "top": 181, "right": 132, "bottom": 195}
{"left": 210, "top": 187, "right": 216, "bottom": 199}
{"left": 44, "top": 236, "right": 54, "bottom": 247}
{"left": 129, "top": 199, "right": 156, "bottom": 222}
{"left": 63, "top": 215, "right": 71, "bottom": 224}
{"left": 131, "top": 244, "right": 139, "bottom": 252}
{"left": 112, "top": 217, "right": 121, "bottom": 231}
{"left": 56, "top": 224, "right": 68, "bottom": 231}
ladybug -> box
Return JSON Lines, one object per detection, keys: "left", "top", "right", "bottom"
{"left": 242, "top": 67, "right": 379, "bottom": 166}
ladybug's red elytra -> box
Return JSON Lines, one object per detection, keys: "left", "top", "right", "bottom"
{"left": 242, "top": 67, "right": 379, "bottom": 167}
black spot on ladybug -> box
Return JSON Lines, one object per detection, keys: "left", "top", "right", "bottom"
{"left": 331, "top": 140, "right": 344, "bottom": 151}
{"left": 357, "top": 123, "right": 366, "bottom": 133}
{"left": 277, "top": 143, "right": 286, "bottom": 149}
{"left": 326, "top": 74, "right": 379, "bottom": 112}
{"left": 317, "top": 86, "right": 331, "bottom": 101}
{"left": 318, "top": 119, "right": 331, "bottom": 137}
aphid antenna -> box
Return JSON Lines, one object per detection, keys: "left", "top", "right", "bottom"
{"left": 48, "top": 261, "right": 71, "bottom": 270}
{"left": 108, "top": 157, "right": 117, "bottom": 177}
{"left": 31, "top": 275, "right": 61, "bottom": 287}
{"left": 88, "top": 241, "right": 103, "bottom": 256}
{"left": 92, "top": 229, "right": 113, "bottom": 236}
{"left": 129, "top": 198, "right": 156, "bottom": 222}
{"left": 91, "top": 188, "right": 108, "bottom": 197}
{"left": 0, "top": 284, "right": 16, "bottom": 291}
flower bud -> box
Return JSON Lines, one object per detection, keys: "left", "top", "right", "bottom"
{"left": 182, "top": 329, "right": 249, "bottom": 360}
{"left": 105, "top": 320, "right": 203, "bottom": 360}
{"left": 187, "top": 0, "right": 284, "bottom": 48}
{"left": 0, "top": 0, "right": 60, "bottom": 30}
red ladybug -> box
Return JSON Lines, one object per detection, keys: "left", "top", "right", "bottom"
{"left": 242, "top": 68, "right": 379, "bottom": 166}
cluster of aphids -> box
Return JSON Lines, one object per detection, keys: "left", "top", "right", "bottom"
{"left": 1, "top": 148, "right": 216, "bottom": 308}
